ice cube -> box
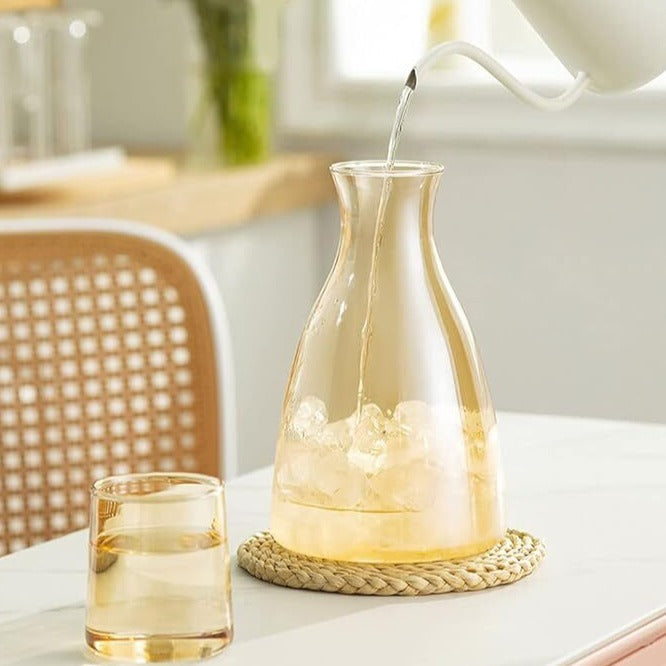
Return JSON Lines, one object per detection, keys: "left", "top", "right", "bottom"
{"left": 347, "top": 403, "right": 389, "bottom": 476}
{"left": 290, "top": 395, "right": 328, "bottom": 439}
{"left": 429, "top": 404, "right": 465, "bottom": 468}
{"left": 389, "top": 400, "right": 431, "bottom": 464}
{"left": 394, "top": 400, "right": 431, "bottom": 435}
{"left": 369, "top": 460, "right": 441, "bottom": 512}
{"left": 275, "top": 440, "right": 317, "bottom": 500}
{"left": 320, "top": 416, "right": 353, "bottom": 451}
{"left": 351, "top": 403, "right": 386, "bottom": 430}
{"left": 276, "top": 433, "right": 366, "bottom": 509}
{"left": 315, "top": 448, "right": 366, "bottom": 509}
{"left": 348, "top": 438, "right": 387, "bottom": 476}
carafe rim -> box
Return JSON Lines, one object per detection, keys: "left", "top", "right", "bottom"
{"left": 330, "top": 160, "right": 444, "bottom": 178}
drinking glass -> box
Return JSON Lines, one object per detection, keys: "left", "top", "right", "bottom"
{"left": 85, "top": 473, "right": 233, "bottom": 662}
{"left": 51, "top": 10, "right": 101, "bottom": 155}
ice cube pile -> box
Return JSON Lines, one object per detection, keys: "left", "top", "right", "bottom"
{"left": 276, "top": 396, "right": 493, "bottom": 512}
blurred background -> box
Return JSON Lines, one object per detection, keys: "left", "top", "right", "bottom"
{"left": 1, "top": 0, "right": 665, "bottom": 473}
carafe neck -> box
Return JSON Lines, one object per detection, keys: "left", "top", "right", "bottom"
{"left": 331, "top": 161, "right": 443, "bottom": 257}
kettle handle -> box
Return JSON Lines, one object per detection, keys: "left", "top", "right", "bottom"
{"left": 412, "top": 41, "right": 590, "bottom": 112}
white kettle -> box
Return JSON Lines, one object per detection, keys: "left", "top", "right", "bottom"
{"left": 414, "top": 0, "right": 666, "bottom": 110}
{"left": 513, "top": 0, "right": 666, "bottom": 93}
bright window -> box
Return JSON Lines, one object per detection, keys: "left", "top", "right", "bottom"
{"left": 278, "top": 0, "right": 666, "bottom": 149}
{"left": 329, "top": 0, "right": 564, "bottom": 83}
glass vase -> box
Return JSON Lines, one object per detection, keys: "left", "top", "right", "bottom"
{"left": 191, "top": 0, "right": 277, "bottom": 166}
{"left": 271, "top": 161, "right": 505, "bottom": 563}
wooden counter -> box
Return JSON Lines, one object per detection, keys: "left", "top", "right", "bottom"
{"left": 0, "top": 153, "right": 337, "bottom": 236}
{"left": 0, "top": 0, "right": 59, "bottom": 9}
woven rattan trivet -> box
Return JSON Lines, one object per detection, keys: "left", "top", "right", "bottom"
{"left": 237, "top": 529, "right": 545, "bottom": 596}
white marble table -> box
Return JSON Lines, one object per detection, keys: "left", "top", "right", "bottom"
{"left": 1, "top": 413, "right": 665, "bottom": 666}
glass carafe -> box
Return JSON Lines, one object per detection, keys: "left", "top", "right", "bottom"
{"left": 271, "top": 161, "right": 504, "bottom": 563}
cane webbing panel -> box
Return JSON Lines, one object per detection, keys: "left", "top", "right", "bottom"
{"left": 0, "top": 230, "right": 221, "bottom": 555}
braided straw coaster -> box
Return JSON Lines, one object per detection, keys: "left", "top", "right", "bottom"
{"left": 237, "top": 529, "right": 545, "bottom": 597}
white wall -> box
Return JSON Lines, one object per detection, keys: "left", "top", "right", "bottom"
{"left": 65, "top": 0, "right": 197, "bottom": 148}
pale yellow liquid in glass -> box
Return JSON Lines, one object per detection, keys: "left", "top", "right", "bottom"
{"left": 86, "top": 526, "right": 232, "bottom": 662}
{"left": 272, "top": 407, "right": 502, "bottom": 562}
{"left": 272, "top": 492, "right": 500, "bottom": 563}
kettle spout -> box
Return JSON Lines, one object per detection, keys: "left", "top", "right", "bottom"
{"left": 414, "top": 40, "right": 590, "bottom": 112}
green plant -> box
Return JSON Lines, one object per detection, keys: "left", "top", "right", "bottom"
{"left": 190, "top": 0, "right": 271, "bottom": 165}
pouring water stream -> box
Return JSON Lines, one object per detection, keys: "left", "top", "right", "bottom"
{"left": 355, "top": 42, "right": 590, "bottom": 417}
